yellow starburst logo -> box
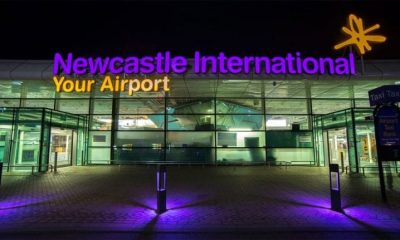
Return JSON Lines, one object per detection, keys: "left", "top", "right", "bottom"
{"left": 334, "top": 14, "right": 386, "bottom": 55}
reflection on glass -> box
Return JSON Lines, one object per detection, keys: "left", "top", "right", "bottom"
{"left": 166, "top": 148, "right": 215, "bottom": 163}
{"left": 115, "top": 131, "right": 164, "bottom": 147}
{"left": 167, "top": 98, "right": 214, "bottom": 114}
{"left": 114, "top": 148, "right": 163, "bottom": 162}
{"left": 168, "top": 115, "right": 214, "bottom": 130}
{"left": 167, "top": 132, "right": 213, "bottom": 147}
{"left": 91, "top": 115, "right": 112, "bottom": 130}
{"left": 216, "top": 99, "right": 263, "bottom": 114}
{"left": 266, "top": 115, "right": 309, "bottom": 130}
{"left": 217, "top": 148, "right": 265, "bottom": 163}
{"left": 118, "top": 115, "right": 163, "bottom": 130}
{"left": 216, "top": 115, "right": 264, "bottom": 130}
{"left": 217, "top": 131, "right": 265, "bottom": 147}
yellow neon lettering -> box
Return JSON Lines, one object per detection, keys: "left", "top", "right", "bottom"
{"left": 141, "top": 79, "right": 153, "bottom": 92}
{"left": 128, "top": 79, "right": 141, "bottom": 96}
{"left": 163, "top": 76, "right": 170, "bottom": 91}
{"left": 53, "top": 76, "right": 65, "bottom": 92}
{"left": 87, "top": 80, "right": 95, "bottom": 92}
{"left": 154, "top": 79, "right": 163, "bottom": 91}
{"left": 121, "top": 79, "right": 129, "bottom": 91}
{"left": 63, "top": 80, "right": 74, "bottom": 93}
{"left": 100, "top": 76, "right": 114, "bottom": 92}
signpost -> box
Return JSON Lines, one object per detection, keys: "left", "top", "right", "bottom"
{"left": 369, "top": 85, "right": 400, "bottom": 202}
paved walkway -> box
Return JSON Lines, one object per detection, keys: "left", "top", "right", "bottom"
{"left": 0, "top": 165, "right": 400, "bottom": 239}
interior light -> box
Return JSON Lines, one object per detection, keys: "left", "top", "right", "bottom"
{"left": 228, "top": 128, "right": 252, "bottom": 131}
{"left": 266, "top": 119, "right": 287, "bottom": 127}
{"left": 97, "top": 118, "right": 112, "bottom": 123}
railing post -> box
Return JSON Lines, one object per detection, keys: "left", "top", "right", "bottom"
{"left": 0, "top": 162, "right": 3, "bottom": 186}
{"left": 54, "top": 152, "right": 58, "bottom": 173}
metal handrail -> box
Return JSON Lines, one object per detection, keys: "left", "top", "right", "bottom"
{"left": 2, "top": 165, "right": 37, "bottom": 175}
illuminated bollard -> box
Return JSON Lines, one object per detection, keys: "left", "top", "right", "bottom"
{"left": 157, "top": 165, "right": 167, "bottom": 214}
{"left": 329, "top": 164, "right": 342, "bottom": 212}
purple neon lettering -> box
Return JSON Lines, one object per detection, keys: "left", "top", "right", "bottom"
{"left": 53, "top": 51, "right": 356, "bottom": 76}
{"left": 88, "top": 57, "right": 110, "bottom": 75}
{"left": 227, "top": 56, "right": 243, "bottom": 74}
{"left": 349, "top": 53, "right": 356, "bottom": 74}
{"left": 53, "top": 52, "right": 72, "bottom": 75}
{"left": 171, "top": 56, "right": 187, "bottom": 74}
{"left": 302, "top": 57, "right": 319, "bottom": 74}
{"left": 73, "top": 58, "right": 88, "bottom": 75}
{"left": 109, "top": 57, "right": 124, "bottom": 74}
{"left": 140, "top": 56, "right": 155, "bottom": 74}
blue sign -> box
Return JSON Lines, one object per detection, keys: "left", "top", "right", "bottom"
{"left": 369, "top": 85, "right": 400, "bottom": 106}
{"left": 376, "top": 106, "right": 400, "bottom": 146}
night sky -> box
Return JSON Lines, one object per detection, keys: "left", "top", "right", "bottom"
{"left": 0, "top": 1, "right": 398, "bottom": 60}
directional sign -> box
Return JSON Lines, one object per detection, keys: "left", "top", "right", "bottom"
{"left": 369, "top": 85, "right": 400, "bottom": 106}
{"left": 374, "top": 105, "right": 400, "bottom": 161}
{"left": 376, "top": 106, "right": 400, "bottom": 146}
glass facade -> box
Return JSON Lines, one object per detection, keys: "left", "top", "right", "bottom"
{"left": 0, "top": 76, "right": 399, "bottom": 172}
{"left": 0, "top": 108, "right": 87, "bottom": 172}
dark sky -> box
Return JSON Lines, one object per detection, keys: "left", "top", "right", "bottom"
{"left": 0, "top": 1, "right": 398, "bottom": 59}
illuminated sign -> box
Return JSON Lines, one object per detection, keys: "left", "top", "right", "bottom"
{"left": 53, "top": 52, "right": 356, "bottom": 95}
{"left": 53, "top": 14, "right": 379, "bottom": 95}
{"left": 53, "top": 51, "right": 355, "bottom": 76}
{"left": 334, "top": 14, "right": 386, "bottom": 55}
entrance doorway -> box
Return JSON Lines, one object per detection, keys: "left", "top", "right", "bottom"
{"left": 49, "top": 127, "right": 75, "bottom": 168}
{"left": 324, "top": 128, "right": 349, "bottom": 171}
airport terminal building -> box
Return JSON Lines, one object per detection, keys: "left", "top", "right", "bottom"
{"left": 0, "top": 58, "right": 399, "bottom": 173}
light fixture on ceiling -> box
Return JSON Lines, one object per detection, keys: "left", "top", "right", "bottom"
{"left": 266, "top": 119, "right": 287, "bottom": 127}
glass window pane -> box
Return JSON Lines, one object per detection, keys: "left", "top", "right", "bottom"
{"left": 266, "top": 99, "right": 308, "bottom": 114}
{"left": 167, "top": 98, "right": 214, "bottom": 114}
{"left": 58, "top": 99, "right": 89, "bottom": 114}
{"left": 118, "top": 115, "right": 164, "bottom": 130}
{"left": 115, "top": 131, "right": 164, "bottom": 147}
{"left": 114, "top": 148, "right": 164, "bottom": 162}
{"left": 91, "top": 115, "right": 112, "bottom": 130}
{"left": 216, "top": 115, "right": 264, "bottom": 130}
{"left": 266, "top": 115, "right": 309, "bottom": 130}
{"left": 267, "top": 148, "right": 314, "bottom": 164}
{"left": 18, "top": 109, "right": 43, "bottom": 121}
{"left": 167, "top": 132, "right": 214, "bottom": 147}
{"left": 166, "top": 148, "right": 215, "bottom": 163}
{"left": 88, "top": 147, "right": 110, "bottom": 164}
{"left": 89, "top": 131, "right": 111, "bottom": 147}
{"left": 0, "top": 81, "right": 21, "bottom": 98}
{"left": 24, "top": 99, "right": 54, "bottom": 109}
{"left": 355, "top": 99, "right": 371, "bottom": 108}
{"left": 216, "top": 131, "right": 265, "bottom": 147}
{"left": 0, "top": 99, "right": 19, "bottom": 107}
{"left": 26, "top": 81, "right": 55, "bottom": 98}
{"left": 266, "top": 131, "right": 313, "bottom": 148}
{"left": 216, "top": 99, "right": 263, "bottom": 114}
{"left": 119, "top": 99, "right": 164, "bottom": 114}
{"left": 312, "top": 99, "right": 351, "bottom": 114}
{"left": 93, "top": 99, "right": 112, "bottom": 114}
{"left": 168, "top": 115, "right": 214, "bottom": 130}
{"left": 217, "top": 148, "right": 265, "bottom": 163}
